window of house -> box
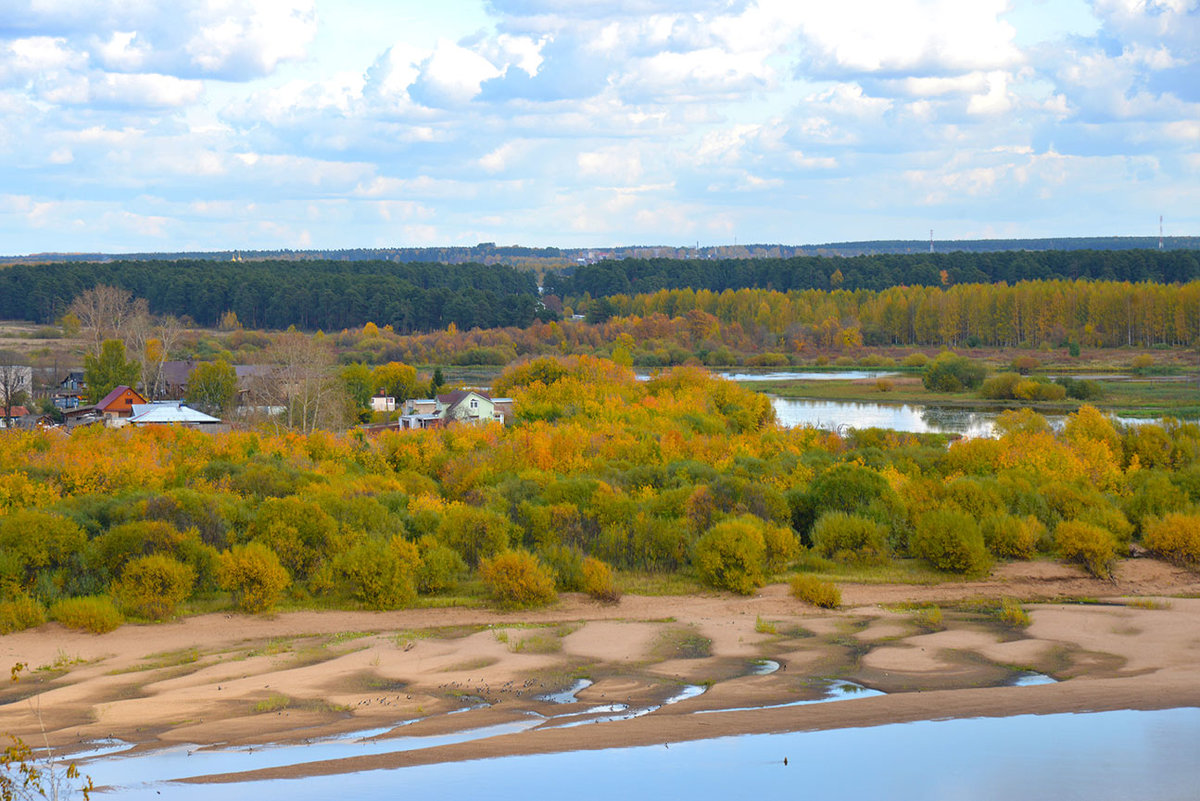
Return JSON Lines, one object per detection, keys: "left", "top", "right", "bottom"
{"left": 470, "top": 399, "right": 478, "bottom": 409}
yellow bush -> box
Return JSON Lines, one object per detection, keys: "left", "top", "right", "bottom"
{"left": 479, "top": 550, "right": 557, "bottom": 608}
{"left": 217, "top": 543, "right": 290, "bottom": 613}
{"left": 49, "top": 595, "right": 123, "bottom": 633}
{"left": 581, "top": 556, "right": 619, "bottom": 602}
{"left": 0, "top": 595, "right": 45, "bottom": 634}
{"left": 113, "top": 554, "right": 195, "bottom": 620}
{"left": 1143, "top": 513, "right": 1200, "bottom": 568}
{"left": 1055, "top": 520, "right": 1118, "bottom": 578}
{"left": 789, "top": 574, "right": 840, "bottom": 608}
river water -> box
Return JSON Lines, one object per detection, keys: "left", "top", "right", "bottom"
{"left": 91, "top": 706, "right": 1200, "bottom": 800}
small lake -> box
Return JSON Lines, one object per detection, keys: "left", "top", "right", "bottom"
{"left": 91, "top": 706, "right": 1200, "bottom": 800}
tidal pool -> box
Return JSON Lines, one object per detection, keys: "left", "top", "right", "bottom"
{"left": 92, "top": 706, "right": 1200, "bottom": 800}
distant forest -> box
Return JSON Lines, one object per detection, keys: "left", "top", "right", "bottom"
{"left": 4, "top": 236, "right": 1200, "bottom": 270}
{"left": 0, "top": 260, "right": 546, "bottom": 332}
{"left": 2, "top": 250, "right": 1199, "bottom": 335}
{"left": 545, "top": 249, "right": 1200, "bottom": 299}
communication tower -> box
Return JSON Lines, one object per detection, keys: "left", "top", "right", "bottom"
{"left": 1159, "top": 215, "right": 1164, "bottom": 250}
{"left": 929, "top": 229, "right": 934, "bottom": 254}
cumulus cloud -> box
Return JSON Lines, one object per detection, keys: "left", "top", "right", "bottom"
{"left": 1, "top": 0, "right": 1198, "bottom": 252}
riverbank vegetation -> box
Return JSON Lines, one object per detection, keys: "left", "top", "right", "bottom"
{"left": 2, "top": 356, "right": 1199, "bottom": 630}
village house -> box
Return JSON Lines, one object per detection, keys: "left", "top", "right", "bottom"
{"left": 63, "top": 386, "right": 147, "bottom": 429}
{"left": 363, "top": 390, "right": 515, "bottom": 434}
{"left": 128, "top": 401, "right": 226, "bottom": 432}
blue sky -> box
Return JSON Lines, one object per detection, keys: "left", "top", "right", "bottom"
{"left": 0, "top": 0, "right": 1197, "bottom": 253}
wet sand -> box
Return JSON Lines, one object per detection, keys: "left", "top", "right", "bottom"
{"left": 2, "top": 558, "right": 1198, "bottom": 785}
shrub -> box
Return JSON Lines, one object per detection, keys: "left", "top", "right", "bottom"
{"left": 49, "top": 595, "right": 123, "bottom": 633}
{"left": 982, "top": 514, "right": 1045, "bottom": 560}
{"left": 911, "top": 509, "right": 991, "bottom": 574}
{"left": 875, "top": 378, "right": 894, "bottom": 392}
{"left": 1055, "top": 376, "right": 1103, "bottom": 400}
{"left": 1055, "top": 520, "right": 1118, "bottom": 578}
{"left": 913, "top": 605, "right": 944, "bottom": 630}
{"left": 693, "top": 518, "right": 767, "bottom": 595}
{"left": 996, "top": 598, "right": 1032, "bottom": 628}
{"left": 0, "top": 596, "right": 45, "bottom": 634}
{"left": 1131, "top": 354, "right": 1154, "bottom": 373}
{"left": 580, "top": 556, "right": 620, "bottom": 602}
{"left": 336, "top": 536, "right": 421, "bottom": 609}
{"left": 479, "top": 550, "right": 557, "bottom": 607}
{"left": 901, "top": 353, "right": 929, "bottom": 368}
{"left": 811, "top": 512, "right": 887, "bottom": 563}
{"left": 112, "top": 554, "right": 195, "bottom": 620}
{"left": 922, "top": 352, "right": 986, "bottom": 392}
{"left": 415, "top": 536, "right": 467, "bottom": 594}
{"left": 539, "top": 544, "right": 584, "bottom": 591}
{"left": 217, "top": 543, "right": 290, "bottom": 613}
{"left": 1011, "top": 356, "right": 1040, "bottom": 374}
{"left": 1143, "top": 513, "right": 1200, "bottom": 568}
{"left": 789, "top": 574, "right": 840, "bottom": 608}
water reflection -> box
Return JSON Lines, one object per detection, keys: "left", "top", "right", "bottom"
{"left": 771, "top": 398, "right": 1009, "bottom": 437}
{"left": 95, "top": 707, "right": 1200, "bottom": 800}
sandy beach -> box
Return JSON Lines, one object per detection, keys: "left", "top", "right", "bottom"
{"left": 3, "top": 557, "right": 1199, "bottom": 786}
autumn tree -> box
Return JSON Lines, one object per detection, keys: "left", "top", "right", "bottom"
{"left": 0, "top": 361, "right": 31, "bottom": 425}
{"left": 69, "top": 284, "right": 147, "bottom": 356}
{"left": 253, "top": 331, "right": 347, "bottom": 433}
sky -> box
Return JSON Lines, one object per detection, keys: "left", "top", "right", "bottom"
{"left": 0, "top": 0, "right": 1197, "bottom": 254}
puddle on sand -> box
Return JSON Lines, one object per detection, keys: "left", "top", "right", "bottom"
{"left": 543, "top": 684, "right": 709, "bottom": 729}
{"left": 1009, "top": 671, "right": 1057, "bottom": 687}
{"left": 537, "top": 678, "right": 593, "bottom": 703}
{"left": 749, "top": 660, "right": 780, "bottom": 676}
{"left": 697, "top": 679, "right": 884, "bottom": 715}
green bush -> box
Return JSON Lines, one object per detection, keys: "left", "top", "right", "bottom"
{"left": 789, "top": 574, "right": 840, "bottom": 608}
{"left": 1055, "top": 520, "right": 1118, "bottom": 578}
{"left": 217, "top": 543, "right": 290, "bottom": 613}
{"left": 539, "top": 544, "right": 584, "bottom": 591}
{"left": 49, "top": 595, "right": 123, "bottom": 633}
{"left": 415, "top": 536, "right": 467, "bottom": 593}
{"left": 982, "top": 514, "right": 1045, "bottom": 560}
{"left": 811, "top": 512, "right": 887, "bottom": 563}
{"left": 0, "top": 595, "right": 45, "bottom": 634}
{"left": 1143, "top": 513, "right": 1200, "bottom": 568}
{"left": 112, "top": 554, "right": 195, "bottom": 620}
{"left": 336, "top": 536, "right": 421, "bottom": 609}
{"left": 922, "top": 352, "right": 986, "bottom": 392}
{"left": 901, "top": 353, "right": 929, "bottom": 368}
{"left": 479, "top": 550, "right": 557, "bottom": 607}
{"left": 693, "top": 517, "right": 767, "bottom": 595}
{"left": 911, "top": 509, "right": 991, "bottom": 574}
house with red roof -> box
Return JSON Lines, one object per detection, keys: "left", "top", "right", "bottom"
{"left": 63, "top": 386, "right": 147, "bottom": 428}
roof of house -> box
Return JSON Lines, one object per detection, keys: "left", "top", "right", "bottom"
{"left": 160, "top": 360, "right": 197, "bottom": 388}
{"left": 95, "top": 385, "right": 146, "bottom": 410}
{"left": 436, "top": 389, "right": 492, "bottom": 405}
{"left": 128, "top": 402, "right": 222, "bottom": 425}
{"left": 2, "top": 406, "right": 30, "bottom": 418}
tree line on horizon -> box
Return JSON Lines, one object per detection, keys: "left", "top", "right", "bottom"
{"left": 0, "top": 259, "right": 547, "bottom": 332}
{"left": 546, "top": 249, "right": 1200, "bottom": 299}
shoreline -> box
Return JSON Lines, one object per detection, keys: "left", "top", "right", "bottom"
{"left": 3, "top": 558, "right": 1199, "bottom": 785}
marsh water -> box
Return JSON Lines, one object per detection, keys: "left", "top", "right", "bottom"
{"left": 89, "top": 706, "right": 1200, "bottom": 800}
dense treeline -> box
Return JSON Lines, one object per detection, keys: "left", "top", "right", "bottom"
{"left": 332, "top": 280, "right": 1200, "bottom": 371}
{"left": 546, "top": 250, "right": 1200, "bottom": 299}
{"left": 606, "top": 280, "right": 1200, "bottom": 349}
{"left": 0, "top": 260, "right": 545, "bottom": 332}
{"left": 2, "top": 357, "right": 1200, "bottom": 628}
